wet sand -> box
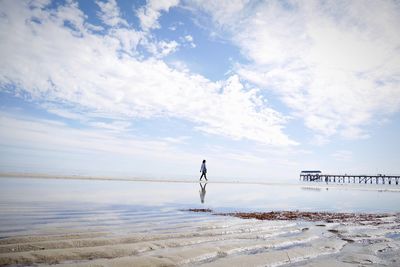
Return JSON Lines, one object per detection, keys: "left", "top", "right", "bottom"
{"left": 0, "top": 208, "right": 399, "bottom": 266}
{"left": 1, "top": 177, "right": 400, "bottom": 266}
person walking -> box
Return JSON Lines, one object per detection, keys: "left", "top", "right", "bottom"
{"left": 200, "top": 159, "right": 207, "bottom": 181}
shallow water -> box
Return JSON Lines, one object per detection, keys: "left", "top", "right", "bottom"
{"left": 0, "top": 177, "right": 399, "bottom": 236}
{"left": 1, "top": 177, "right": 400, "bottom": 211}
{"left": 0, "top": 177, "right": 399, "bottom": 266}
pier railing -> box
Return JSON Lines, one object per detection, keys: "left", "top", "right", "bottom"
{"left": 300, "top": 174, "right": 400, "bottom": 185}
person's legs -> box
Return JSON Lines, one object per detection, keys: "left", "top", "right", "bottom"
{"left": 200, "top": 172, "right": 207, "bottom": 181}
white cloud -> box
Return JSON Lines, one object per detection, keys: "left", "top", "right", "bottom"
{"left": 0, "top": 0, "right": 295, "bottom": 146}
{"left": 137, "top": 0, "right": 179, "bottom": 31}
{"left": 0, "top": 112, "right": 201, "bottom": 176}
{"left": 29, "top": 0, "right": 51, "bottom": 8}
{"left": 46, "top": 107, "right": 88, "bottom": 122}
{"left": 193, "top": 75, "right": 295, "bottom": 145}
{"left": 96, "top": 0, "right": 128, "bottom": 27}
{"left": 89, "top": 121, "right": 132, "bottom": 132}
{"left": 183, "top": 34, "right": 196, "bottom": 48}
{"left": 110, "top": 28, "right": 143, "bottom": 54}
{"left": 0, "top": 113, "right": 305, "bottom": 182}
{"left": 187, "top": 0, "right": 250, "bottom": 28}
{"left": 191, "top": 0, "right": 400, "bottom": 141}
{"left": 158, "top": 40, "right": 179, "bottom": 55}
{"left": 143, "top": 39, "right": 180, "bottom": 57}
{"left": 0, "top": 112, "right": 301, "bottom": 180}
{"left": 168, "top": 60, "right": 190, "bottom": 73}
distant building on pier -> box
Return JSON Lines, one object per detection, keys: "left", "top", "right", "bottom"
{"left": 300, "top": 170, "right": 321, "bottom": 174}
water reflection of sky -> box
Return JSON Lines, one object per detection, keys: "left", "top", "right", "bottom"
{"left": 0, "top": 178, "right": 399, "bottom": 213}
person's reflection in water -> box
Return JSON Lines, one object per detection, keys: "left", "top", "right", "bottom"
{"left": 199, "top": 183, "right": 207, "bottom": 204}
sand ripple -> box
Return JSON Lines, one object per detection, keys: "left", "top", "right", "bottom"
{"left": 0, "top": 205, "right": 399, "bottom": 266}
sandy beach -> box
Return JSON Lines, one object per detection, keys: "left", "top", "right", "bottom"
{"left": 0, "top": 177, "right": 399, "bottom": 266}
{"left": 0, "top": 209, "right": 399, "bottom": 266}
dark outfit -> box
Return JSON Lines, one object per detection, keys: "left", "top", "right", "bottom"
{"left": 200, "top": 162, "right": 207, "bottom": 181}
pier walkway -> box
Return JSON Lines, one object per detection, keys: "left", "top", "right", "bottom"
{"left": 300, "top": 171, "right": 400, "bottom": 185}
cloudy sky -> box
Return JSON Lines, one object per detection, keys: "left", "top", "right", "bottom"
{"left": 0, "top": 0, "right": 399, "bottom": 181}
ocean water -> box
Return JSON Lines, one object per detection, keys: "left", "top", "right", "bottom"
{"left": 0, "top": 177, "right": 399, "bottom": 235}
{"left": 1, "top": 177, "right": 400, "bottom": 211}
{"left": 0, "top": 177, "right": 399, "bottom": 266}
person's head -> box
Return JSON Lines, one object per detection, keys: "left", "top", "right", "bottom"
{"left": 203, "top": 159, "right": 206, "bottom": 163}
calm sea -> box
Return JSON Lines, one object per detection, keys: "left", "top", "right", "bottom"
{"left": 0, "top": 177, "right": 399, "bottom": 236}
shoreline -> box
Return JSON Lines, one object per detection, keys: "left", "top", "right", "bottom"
{"left": 1, "top": 172, "right": 400, "bottom": 192}
{"left": 1, "top": 176, "right": 399, "bottom": 266}
{"left": 1, "top": 208, "right": 399, "bottom": 266}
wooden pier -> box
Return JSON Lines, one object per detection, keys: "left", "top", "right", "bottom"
{"left": 300, "top": 171, "right": 400, "bottom": 185}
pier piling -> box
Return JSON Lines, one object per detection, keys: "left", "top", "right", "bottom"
{"left": 300, "top": 171, "right": 400, "bottom": 186}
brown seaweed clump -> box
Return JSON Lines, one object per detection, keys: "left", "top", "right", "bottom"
{"left": 185, "top": 209, "right": 393, "bottom": 225}
{"left": 184, "top": 208, "right": 213, "bottom": 213}
{"left": 219, "top": 211, "right": 390, "bottom": 224}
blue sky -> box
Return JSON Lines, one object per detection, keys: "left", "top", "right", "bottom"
{"left": 0, "top": 0, "right": 399, "bottom": 181}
